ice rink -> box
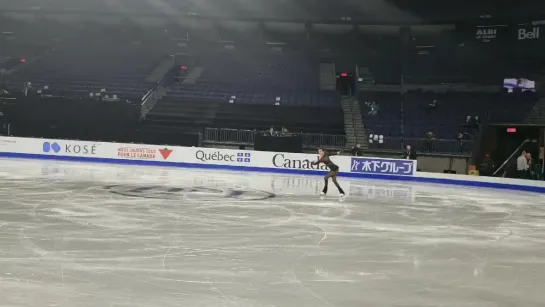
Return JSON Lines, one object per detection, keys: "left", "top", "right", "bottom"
{"left": 1, "top": 159, "right": 545, "bottom": 307}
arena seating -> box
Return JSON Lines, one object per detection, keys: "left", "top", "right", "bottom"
{"left": 167, "top": 83, "right": 339, "bottom": 106}
{"left": 2, "top": 9, "right": 543, "bottom": 157}
{"left": 2, "top": 31, "right": 538, "bottom": 155}
{"left": 358, "top": 91, "right": 403, "bottom": 137}
{"left": 360, "top": 90, "right": 538, "bottom": 138}
{"left": 351, "top": 33, "right": 543, "bottom": 86}
{"left": 145, "top": 96, "right": 344, "bottom": 135}
{"left": 145, "top": 50, "right": 344, "bottom": 137}
{"left": 213, "top": 103, "right": 344, "bottom": 134}
{"left": 166, "top": 51, "right": 340, "bottom": 106}
{"left": 3, "top": 44, "right": 164, "bottom": 99}
{"left": 145, "top": 97, "right": 219, "bottom": 127}
{"left": 197, "top": 52, "right": 316, "bottom": 87}
{"left": 400, "top": 50, "right": 506, "bottom": 85}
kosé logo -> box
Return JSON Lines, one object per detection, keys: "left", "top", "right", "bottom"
{"left": 43, "top": 142, "right": 61, "bottom": 153}
{"left": 272, "top": 154, "right": 328, "bottom": 170}
{"left": 518, "top": 27, "right": 540, "bottom": 40}
{"left": 42, "top": 141, "right": 97, "bottom": 155}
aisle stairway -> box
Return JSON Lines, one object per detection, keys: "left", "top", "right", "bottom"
{"left": 181, "top": 67, "right": 205, "bottom": 84}
{"left": 523, "top": 97, "right": 545, "bottom": 124}
{"left": 140, "top": 85, "right": 166, "bottom": 119}
{"left": 340, "top": 96, "right": 367, "bottom": 149}
{"left": 319, "top": 62, "right": 336, "bottom": 91}
{"left": 146, "top": 55, "right": 175, "bottom": 83}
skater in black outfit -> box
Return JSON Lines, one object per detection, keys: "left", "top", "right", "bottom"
{"left": 312, "top": 148, "right": 346, "bottom": 198}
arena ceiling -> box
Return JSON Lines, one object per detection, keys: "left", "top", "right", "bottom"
{"left": 0, "top": 0, "right": 544, "bottom": 42}
{"left": 0, "top": 0, "right": 543, "bottom": 25}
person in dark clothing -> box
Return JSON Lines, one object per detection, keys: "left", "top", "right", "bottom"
{"left": 479, "top": 154, "right": 495, "bottom": 176}
{"left": 351, "top": 144, "right": 363, "bottom": 156}
{"left": 526, "top": 152, "right": 534, "bottom": 180}
{"left": 402, "top": 145, "right": 417, "bottom": 160}
{"left": 312, "top": 149, "right": 346, "bottom": 199}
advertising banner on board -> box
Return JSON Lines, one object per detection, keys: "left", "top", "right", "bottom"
{"left": 350, "top": 157, "right": 416, "bottom": 176}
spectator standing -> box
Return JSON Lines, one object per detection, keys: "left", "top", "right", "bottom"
{"left": 457, "top": 132, "right": 467, "bottom": 141}
{"left": 424, "top": 132, "right": 435, "bottom": 152}
{"left": 366, "top": 101, "right": 379, "bottom": 115}
{"left": 402, "top": 145, "right": 417, "bottom": 160}
{"left": 516, "top": 151, "right": 529, "bottom": 179}
{"left": 457, "top": 132, "right": 468, "bottom": 153}
{"left": 526, "top": 152, "right": 534, "bottom": 179}
{"left": 351, "top": 144, "right": 363, "bottom": 156}
{"left": 479, "top": 154, "right": 495, "bottom": 176}
{"left": 536, "top": 146, "right": 545, "bottom": 180}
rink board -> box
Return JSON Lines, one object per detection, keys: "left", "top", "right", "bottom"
{"left": 0, "top": 136, "right": 544, "bottom": 193}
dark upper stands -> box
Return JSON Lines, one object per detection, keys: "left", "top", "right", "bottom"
{"left": 166, "top": 51, "right": 339, "bottom": 106}
{"left": 167, "top": 82, "right": 340, "bottom": 106}
{"left": 341, "top": 28, "right": 545, "bottom": 86}
{"left": 3, "top": 43, "right": 164, "bottom": 99}
{"left": 145, "top": 50, "right": 343, "bottom": 136}
{"left": 352, "top": 26, "right": 544, "bottom": 145}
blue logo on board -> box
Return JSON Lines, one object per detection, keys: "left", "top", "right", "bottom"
{"left": 350, "top": 157, "right": 415, "bottom": 176}
{"left": 237, "top": 152, "right": 251, "bottom": 163}
{"left": 41, "top": 142, "right": 98, "bottom": 155}
{"left": 43, "top": 142, "right": 61, "bottom": 153}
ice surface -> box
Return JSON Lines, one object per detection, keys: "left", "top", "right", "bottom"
{"left": 1, "top": 159, "right": 545, "bottom": 307}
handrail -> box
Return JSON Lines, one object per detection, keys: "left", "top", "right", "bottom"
{"left": 142, "top": 74, "right": 167, "bottom": 105}
{"left": 203, "top": 127, "right": 474, "bottom": 154}
{"left": 492, "top": 139, "right": 530, "bottom": 176}
{"left": 141, "top": 88, "right": 154, "bottom": 105}
{"left": 203, "top": 128, "right": 346, "bottom": 149}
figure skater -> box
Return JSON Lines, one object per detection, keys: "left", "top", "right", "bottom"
{"left": 312, "top": 148, "right": 345, "bottom": 199}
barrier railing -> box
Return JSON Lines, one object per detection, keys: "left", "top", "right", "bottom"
{"left": 203, "top": 128, "right": 347, "bottom": 149}
{"left": 300, "top": 133, "right": 347, "bottom": 149}
{"left": 204, "top": 128, "right": 255, "bottom": 145}
{"left": 368, "top": 137, "right": 474, "bottom": 155}
{"left": 203, "top": 128, "right": 474, "bottom": 154}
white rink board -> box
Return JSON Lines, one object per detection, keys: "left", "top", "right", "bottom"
{"left": 0, "top": 136, "right": 352, "bottom": 172}
{"left": 0, "top": 136, "right": 544, "bottom": 193}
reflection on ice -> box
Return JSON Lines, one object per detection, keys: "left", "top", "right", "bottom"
{"left": 0, "top": 159, "right": 544, "bottom": 307}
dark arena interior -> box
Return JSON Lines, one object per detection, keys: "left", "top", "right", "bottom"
{"left": 1, "top": 0, "right": 545, "bottom": 306}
